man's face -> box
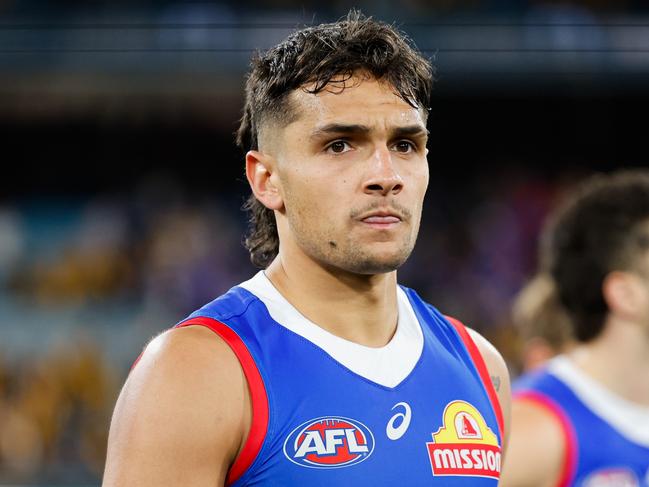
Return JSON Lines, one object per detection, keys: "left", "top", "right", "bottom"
{"left": 267, "top": 75, "right": 429, "bottom": 275}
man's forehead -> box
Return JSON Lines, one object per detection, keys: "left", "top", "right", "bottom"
{"left": 287, "top": 76, "right": 426, "bottom": 127}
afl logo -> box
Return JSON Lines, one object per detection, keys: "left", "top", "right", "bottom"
{"left": 283, "top": 416, "right": 375, "bottom": 469}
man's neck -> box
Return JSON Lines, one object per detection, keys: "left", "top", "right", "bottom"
{"left": 264, "top": 254, "right": 399, "bottom": 348}
{"left": 569, "top": 318, "right": 649, "bottom": 407}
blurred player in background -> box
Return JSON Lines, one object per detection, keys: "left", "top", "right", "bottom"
{"left": 511, "top": 272, "right": 573, "bottom": 372}
{"left": 103, "top": 11, "right": 510, "bottom": 487}
{"left": 501, "top": 170, "right": 649, "bottom": 487}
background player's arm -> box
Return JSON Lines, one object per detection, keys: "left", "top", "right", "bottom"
{"left": 102, "top": 326, "right": 249, "bottom": 487}
{"left": 498, "top": 399, "right": 566, "bottom": 487}
{"left": 466, "top": 329, "right": 512, "bottom": 455}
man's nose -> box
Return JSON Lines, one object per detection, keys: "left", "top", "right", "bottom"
{"left": 363, "top": 146, "right": 404, "bottom": 196}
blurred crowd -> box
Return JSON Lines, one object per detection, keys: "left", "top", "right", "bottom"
{"left": 0, "top": 341, "right": 116, "bottom": 485}
{"left": 0, "top": 167, "right": 587, "bottom": 483}
{"left": 0, "top": 175, "right": 252, "bottom": 484}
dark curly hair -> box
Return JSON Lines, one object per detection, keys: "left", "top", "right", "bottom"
{"left": 541, "top": 170, "right": 649, "bottom": 342}
{"left": 236, "top": 10, "right": 434, "bottom": 268}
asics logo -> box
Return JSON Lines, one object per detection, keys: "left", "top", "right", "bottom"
{"left": 386, "top": 402, "right": 412, "bottom": 440}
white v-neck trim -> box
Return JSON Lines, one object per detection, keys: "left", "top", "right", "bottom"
{"left": 238, "top": 271, "right": 424, "bottom": 388}
{"left": 548, "top": 355, "right": 649, "bottom": 447}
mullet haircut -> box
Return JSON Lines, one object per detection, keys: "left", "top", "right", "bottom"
{"left": 236, "top": 10, "right": 434, "bottom": 268}
{"left": 541, "top": 170, "right": 649, "bottom": 342}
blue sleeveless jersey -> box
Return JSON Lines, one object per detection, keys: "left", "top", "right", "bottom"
{"left": 175, "top": 277, "right": 504, "bottom": 486}
{"left": 515, "top": 358, "right": 649, "bottom": 487}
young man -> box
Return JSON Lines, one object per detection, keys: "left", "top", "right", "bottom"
{"left": 501, "top": 170, "right": 649, "bottom": 487}
{"left": 103, "top": 13, "right": 510, "bottom": 486}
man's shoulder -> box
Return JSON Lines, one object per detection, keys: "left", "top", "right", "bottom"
{"left": 185, "top": 280, "right": 260, "bottom": 323}
{"left": 499, "top": 392, "right": 567, "bottom": 487}
{"left": 397, "top": 284, "right": 501, "bottom": 362}
{"left": 398, "top": 284, "right": 502, "bottom": 363}
{"left": 104, "top": 326, "right": 248, "bottom": 486}
{"left": 126, "top": 275, "right": 267, "bottom": 406}
{"left": 133, "top": 326, "right": 244, "bottom": 393}
{"left": 150, "top": 325, "right": 237, "bottom": 360}
{"left": 465, "top": 328, "right": 508, "bottom": 375}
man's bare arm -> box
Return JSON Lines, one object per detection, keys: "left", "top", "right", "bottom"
{"left": 102, "top": 325, "right": 250, "bottom": 487}
{"left": 499, "top": 398, "right": 566, "bottom": 487}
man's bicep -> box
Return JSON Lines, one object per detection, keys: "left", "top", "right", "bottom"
{"left": 102, "top": 327, "right": 247, "bottom": 487}
{"left": 499, "top": 399, "right": 565, "bottom": 487}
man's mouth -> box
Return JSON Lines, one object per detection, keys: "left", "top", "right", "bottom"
{"left": 362, "top": 215, "right": 401, "bottom": 224}
{"left": 359, "top": 210, "right": 403, "bottom": 228}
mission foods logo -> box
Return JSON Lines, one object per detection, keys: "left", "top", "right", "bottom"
{"left": 427, "top": 401, "right": 502, "bottom": 479}
{"left": 283, "top": 416, "right": 375, "bottom": 468}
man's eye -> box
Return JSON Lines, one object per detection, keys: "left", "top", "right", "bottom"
{"left": 326, "top": 140, "right": 351, "bottom": 154}
{"left": 394, "top": 141, "right": 415, "bottom": 153}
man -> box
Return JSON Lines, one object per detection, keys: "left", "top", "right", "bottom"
{"left": 103, "top": 12, "right": 510, "bottom": 486}
{"left": 501, "top": 170, "right": 649, "bottom": 487}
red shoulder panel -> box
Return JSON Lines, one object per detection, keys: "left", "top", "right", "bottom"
{"left": 177, "top": 317, "right": 269, "bottom": 486}
{"left": 445, "top": 315, "right": 505, "bottom": 442}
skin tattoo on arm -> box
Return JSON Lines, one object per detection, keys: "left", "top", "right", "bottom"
{"left": 491, "top": 375, "right": 501, "bottom": 392}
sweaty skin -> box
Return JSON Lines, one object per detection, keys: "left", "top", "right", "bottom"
{"left": 102, "top": 75, "right": 511, "bottom": 487}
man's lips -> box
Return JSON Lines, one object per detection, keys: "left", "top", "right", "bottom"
{"left": 351, "top": 205, "right": 411, "bottom": 228}
{"left": 358, "top": 208, "right": 404, "bottom": 220}
{"left": 362, "top": 215, "right": 401, "bottom": 224}
{"left": 357, "top": 210, "right": 404, "bottom": 227}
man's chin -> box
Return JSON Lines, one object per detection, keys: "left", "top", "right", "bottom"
{"left": 346, "top": 253, "right": 410, "bottom": 275}
{"left": 309, "top": 238, "right": 414, "bottom": 275}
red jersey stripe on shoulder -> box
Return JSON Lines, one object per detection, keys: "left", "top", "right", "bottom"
{"left": 514, "top": 391, "right": 577, "bottom": 487}
{"left": 130, "top": 351, "right": 143, "bottom": 371}
{"left": 445, "top": 315, "right": 505, "bottom": 441}
{"left": 176, "top": 317, "right": 269, "bottom": 487}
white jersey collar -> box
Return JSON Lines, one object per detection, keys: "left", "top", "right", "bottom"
{"left": 238, "top": 271, "right": 424, "bottom": 388}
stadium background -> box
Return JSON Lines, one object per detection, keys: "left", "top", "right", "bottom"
{"left": 1, "top": 0, "right": 648, "bottom": 484}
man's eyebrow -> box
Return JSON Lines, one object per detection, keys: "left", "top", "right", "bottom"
{"left": 391, "top": 125, "right": 429, "bottom": 138}
{"left": 310, "top": 123, "right": 371, "bottom": 138}
{"left": 310, "top": 123, "right": 429, "bottom": 139}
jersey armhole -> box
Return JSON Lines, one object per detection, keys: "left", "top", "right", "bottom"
{"left": 445, "top": 315, "right": 505, "bottom": 441}
{"left": 514, "top": 391, "right": 577, "bottom": 487}
{"left": 176, "top": 316, "right": 269, "bottom": 486}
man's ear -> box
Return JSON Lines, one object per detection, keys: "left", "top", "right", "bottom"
{"left": 602, "top": 271, "right": 643, "bottom": 321}
{"left": 245, "top": 150, "right": 284, "bottom": 211}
